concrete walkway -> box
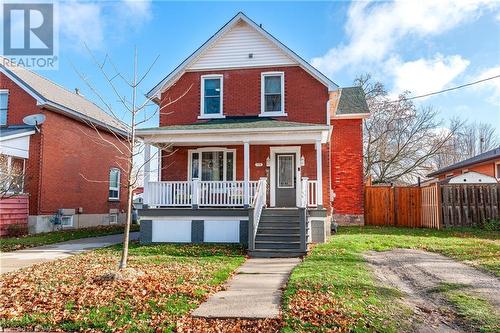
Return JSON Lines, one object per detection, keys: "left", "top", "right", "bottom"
{"left": 0, "top": 232, "right": 139, "bottom": 274}
{"left": 192, "top": 258, "right": 301, "bottom": 319}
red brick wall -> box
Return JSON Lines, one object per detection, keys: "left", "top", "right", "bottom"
{"left": 1, "top": 73, "right": 127, "bottom": 216}
{"left": 161, "top": 143, "right": 331, "bottom": 210}
{"left": 331, "top": 119, "right": 364, "bottom": 215}
{"left": 159, "top": 66, "right": 329, "bottom": 126}
{"left": 437, "top": 160, "right": 499, "bottom": 180}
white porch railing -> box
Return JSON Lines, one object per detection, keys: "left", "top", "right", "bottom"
{"left": 249, "top": 177, "right": 267, "bottom": 251}
{"left": 147, "top": 180, "right": 258, "bottom": 207}
{"left": 307, "top": 180, "right": 318, "bottom": 207}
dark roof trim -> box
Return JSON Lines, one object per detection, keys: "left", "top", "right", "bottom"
{"left": 427, "top": 147, "right": 500, "bottom": 177}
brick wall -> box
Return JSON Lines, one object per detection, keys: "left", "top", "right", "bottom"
{"left": 1, "top": 73, "right": 127, "bottom": 216}
{"left": 331, "top": 119, "right": 364, "bottom": 216}
{"left": 159, "top": 66, "right": 329, "bottom": 126}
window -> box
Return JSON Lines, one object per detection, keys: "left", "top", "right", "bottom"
{"left": 496, "top": 162, "right": 500, "bottom": 179}
{"left": 0, "top": 90, "right": 8, "bottom": 126}
{"left": 0, "top": 154, "right": 25, "bottom": 194}
{"left": 277, "top": 154, "right": 294, "bottom": 188}
{"left": 109, "top": 168, "right": 120, "bottom": 200}
{"left": 61, "top": 215, "right": 73, "bottom": 227}
{"left": 189, "top": 148, "right": 235, "bottom": 181}
{"left": 261, "top": 72, "right": 285, "bottom": 116}
{"left": 445, "top": 173, "right": 454, "bottom": 179}
{"left": 200, "top": 75, "right": 223, "bottom": 118}
{"left": 109, "top": 214, "right": 118, "bottom": 224}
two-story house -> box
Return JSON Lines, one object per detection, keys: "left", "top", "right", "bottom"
{"left": 138, "top": 13, "right": 369, "bottom": 257}
{"left": 0, "top": 57, "right": 129, "bottom": 235}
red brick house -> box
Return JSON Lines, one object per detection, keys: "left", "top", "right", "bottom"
{"left": 137, "top": 13, "right": 369, "bottom": 256}
{"left": 0, "top": 58, "right": 129, "bottom": 235}
{"left": 428, "top": 147, "right": 500, "bottom": 181}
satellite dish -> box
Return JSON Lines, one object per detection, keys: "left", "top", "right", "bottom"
{"left": 23, "top": 114, "right": 46, "bottom": 132}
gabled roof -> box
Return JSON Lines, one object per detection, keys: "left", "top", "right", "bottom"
{"left": 335, "top": 87, "right": 370, "bottom": 117}
{"left": 147, "top": 12, "right": 338, "bottom": 100}
{"left": 428, "top": 147, "right": 500, "bottom": 177}
{"left": 0, "top": 57, "right": 128, "bottom": 136}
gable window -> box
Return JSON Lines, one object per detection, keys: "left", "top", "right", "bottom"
{"left": 0, "top": 90, "right": 9, "bottom": 126}
{"left": 109, "top": 168, "right": 120, "bottom": 200}
{"left": 189, "top": 148, "right": 235, "bottom": 181}
{"left": 200, "top": 75, "right": 224, "bottom": 118}
{"left": 260, "top": 72, "right": 285, "bottom": 116}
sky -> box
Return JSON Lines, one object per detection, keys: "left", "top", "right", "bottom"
{"left": 14, "top": 0, "right": 500, "bottom": 130}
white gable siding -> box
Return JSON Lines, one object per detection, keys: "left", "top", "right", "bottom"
{"left": 189, "top": 21, "right": 296, "bottom": 70}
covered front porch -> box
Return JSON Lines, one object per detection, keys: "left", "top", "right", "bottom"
{"left": 139, "top": 119, "right": 329, "bottom": 210}
{"left": 137, "top": 118, "right": 331, "bottom": 253}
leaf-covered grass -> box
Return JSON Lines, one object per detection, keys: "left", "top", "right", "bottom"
{"left": 0, "top": 224, "right": 140, "bottom": 252}
{"left": 432, "top": 283, "right": 500, "bottom": 333}
{"left": 0, "top": 242, "right": 245, "bottom": 332}
{"left": 282, "top": 226, "right": 500, "bottom": 332}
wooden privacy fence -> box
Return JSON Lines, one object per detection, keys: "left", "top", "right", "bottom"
{"left": 364, "top": 184, "right": 499, "bottom": 229}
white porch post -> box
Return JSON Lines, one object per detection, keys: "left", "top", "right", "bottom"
{"left": 143, "top": 143, "right": 151, "bottom": 206}
{"left": 315, "top": 139, "right": 323, "bottom": 208}
{"left": 243, "top": 140, "right": 250, "bottom": 207}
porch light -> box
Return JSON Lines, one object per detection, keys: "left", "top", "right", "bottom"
{"left": 300, "top": 155, "right": 305, "bottom": 166}
{"left": 266, "top": 157, "right": 270, "bottom": 167}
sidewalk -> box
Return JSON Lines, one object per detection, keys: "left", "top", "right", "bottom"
{"left": 192, "top": 258, "right": 301, "bottom": 318}
{"left": 0, "top": 232, "right": 139, "bottom": 274}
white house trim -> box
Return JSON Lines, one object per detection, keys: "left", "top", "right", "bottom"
{"left": 146, "top": 12, "right": 338, "bottom": 100}
{"left": 269, "top": 146, "right": 301, "bottom": 207}
{"left": 260, "top": 71, "right": 286, "bottom": 117}
{"left": 199, "top": 74, "right": 224, "bottom": 119}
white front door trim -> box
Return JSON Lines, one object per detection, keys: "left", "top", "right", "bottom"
{"left": 270, "top": 146, "right": 301, "bottom": 207}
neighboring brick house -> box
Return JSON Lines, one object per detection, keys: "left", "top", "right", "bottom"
{"left": 0, "top": 58, "right": 129, "bottom": 234}
{"left": 428, "top": 147, "right": 500, "bottom": 181}
{"left": 137, "top": 13, "right": 369, "bottom": 256}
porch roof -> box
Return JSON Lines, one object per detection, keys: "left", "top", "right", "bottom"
{"left": 137, "top": 117, "right": 330, "bottom": 145}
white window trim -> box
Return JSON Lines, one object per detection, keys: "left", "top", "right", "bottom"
{"left": 495, "top": 162, "right": 500, "bottom": 179}
{"left": 0, "top": 89, "right": 9, "bottom": 126}
{"left": 187, "top": 147, "right": 236, "bottom": 181}
{"left": 260, "top": 72, "right": 286, "bottom": 117}
{"left": 199, "top": 74, "right": 225, "bottom": 119}
{"left": 109, "top": 168, "right": 121, "bottom": 200}
{"left": 109, "top": 213, "right": 118, "bottom": 224}
{"left": 277, "top": 154, "right": 295, "bottom": 189}
{"left": 61, "top": 215, "right": 74, "bottom": 228}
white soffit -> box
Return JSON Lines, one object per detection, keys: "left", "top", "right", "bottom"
{"left": 189, "top": 21, "right": 296, "bottom": 70}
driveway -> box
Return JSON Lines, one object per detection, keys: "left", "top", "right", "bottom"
{"left": 0, "top": 232, "right": 139, "bottom": 274}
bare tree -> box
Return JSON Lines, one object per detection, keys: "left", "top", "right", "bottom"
{"left": 432, "top": 121, "right": 498, "bottom": 170}
{"left": 357, "top": 74, "right": 462, "bottom": 184}
{"left": 73, "top": 47, "right": 190, "bottom": 270}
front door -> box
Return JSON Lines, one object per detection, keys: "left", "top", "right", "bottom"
{"left": 275, "top": 153, "right": 296, "bottom": 207}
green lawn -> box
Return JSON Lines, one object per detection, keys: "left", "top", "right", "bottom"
{"left": 0, "top": 224, "right": 140, "bottom": 252}
{"left": 0, "top": 243, "right": 245, "bottom": 333}
{"left": 282, "top": 226, "right": 500, "bottom": 332}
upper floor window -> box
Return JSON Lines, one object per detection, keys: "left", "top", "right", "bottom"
{"left": 109, "top": 168, "right": 120, "bottom": 200}
{"left": 0, "top": 90, "right": 9, "bottom": 126}
{"left": 261, "top": 72, "right": 285, "bottom": 116}
{"left": 200, "top": 75, "right": 224, "bottom": 119}
{"left": 496, "top": 162, "right": 500, "bottom": 179}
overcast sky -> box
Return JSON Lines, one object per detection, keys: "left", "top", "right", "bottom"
{"left": 33, "top": 0, "right": 500, "bottom": 130}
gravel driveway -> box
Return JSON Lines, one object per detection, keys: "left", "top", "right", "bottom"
{"left": 364, "top": 249, "right": 500, "bottom": 333}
